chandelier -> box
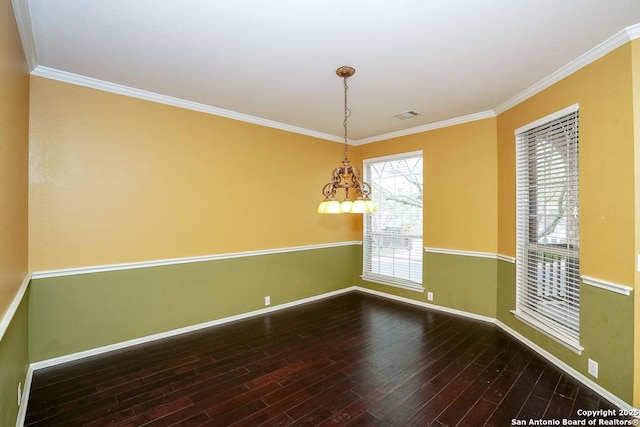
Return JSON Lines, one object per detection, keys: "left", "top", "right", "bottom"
{"left": 317, "top": 66, "right": 376, "bottom": 214}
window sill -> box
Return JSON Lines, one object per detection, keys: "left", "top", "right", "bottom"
{"left": 360, "top": 275, "right": 424, "bottom": 293}
{"left": 511, "top": 309, "right": 583, "bottom": 355}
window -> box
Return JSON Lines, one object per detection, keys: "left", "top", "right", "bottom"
{"left": 515, "top": 105, "right": 580, "bottom": 351}
{"left": 363, "top": 151, "right": 423, "bottom": 290}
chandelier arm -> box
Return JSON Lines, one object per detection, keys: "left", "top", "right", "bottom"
{"left": 360, "top": 181, "right": 372, "bottom": 197}
{"left": 348, "top": 166, "right": 365, "bottom": 190}
{"left": 349, "top": 165, "right": 362, "bottom": 180}
{"left": 321, "top": 182, "right": 337, "bottom": 198}
{"left": 348, "top": 169, "right": 361, "bottom": 187}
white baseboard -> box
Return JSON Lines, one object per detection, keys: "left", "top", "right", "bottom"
{"left": 21, "top": 284, "right": 636, "bottom": 426}
{"left": 355, "top": 286, "right": 636, "bottom": 412}
{"left": 354, "top": 286, "right": 495, "bottom": 324}
{"left": 30, "top": 287, "right": 355, "bottom": 371}
{"left": 494, "top": 319, "right": 634, "bottom": 412}
{"left": 19, "top": 287, "right": 356, "bottom": 427}
{"left": 15, "top": 365, "right": 33, "bottom": 427}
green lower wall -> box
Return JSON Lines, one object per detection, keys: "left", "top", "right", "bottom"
{"left": 23, "top": 247, "right": 636, "bottom": 406}
{"left": 356, "top": 251, "right": 497, "bottom": 318}
{"left": 424, "top": 252, "right": 497, "bottom": 317}
{"left": 496, "top": 259, "right": 634, "bottom": 404}
{"left": 0, "top": 290, "right": 29, "bottom": 427}
{"left": 29, "top": 244, "right": 360, "bottom": 362}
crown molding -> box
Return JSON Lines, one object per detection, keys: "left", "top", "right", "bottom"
{"left": 16, "top": 0, "right": 640, "bottom": 145}
{"left": 31, "top": 66, "right": 344, "bottom": 144}
{"left": 494, "top": 23, "right": 640, "bottom": 115}
{"left": 33, "top": 61, "right": 495, "bottom": 145}
{"left": 625, "top": 22, "right": 640, "bottom": 40}
{"left": 11, "top": 0, "right": 37, "bottom": 71}
{"left": 352, "top": 111, "right": 496, "bottom": 146}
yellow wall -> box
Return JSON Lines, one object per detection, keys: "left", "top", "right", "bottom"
{"left": 497, "top": 40, "right": 637, "bottom": 405}
{"left": 355, "top": 118, "right": 498, "bottom": 254}
{"left": 632, "top": 38, "right": 640, "bottom": 409}
{"left": 498, "top": 43, "right": 636, "bottom": 288}
{"left": 28, "top": 77, "right": 360, "bottom": 271}
{"left": 0, "top": 0, "right": 30, "bottom": 424}
{"left": 0, "top": 0, "right": 29, "bottom": 318}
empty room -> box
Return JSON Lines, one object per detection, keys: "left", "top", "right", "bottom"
{"left": 1, "top": 1, "right": 640, "bottom": 426}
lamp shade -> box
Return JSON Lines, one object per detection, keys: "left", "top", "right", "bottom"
{"left": 317, "top": 199, "right": 342, "bottom": 214}
{"left": 364, "top": 199, "right": 377, "bottom": 213}
{"left": 350, "top": 198, "right": 376, "bottom": 214}
{"left": 351, "top": 199, "right": 366, "bottom": 213}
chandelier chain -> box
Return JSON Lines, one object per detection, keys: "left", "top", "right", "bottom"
{"left": 343, "top": 75, "right": 351, "bottom": 161}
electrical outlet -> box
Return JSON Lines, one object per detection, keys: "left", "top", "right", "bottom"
{"left": 588, "top": 358, "right": 598, "bottom": 378}
{"left": 17, "top": 382, "right": 22, "bottom": 406}
{"left": 427, "top": 292, "right": 433, "bottom": 301}
{"left": 265, "top": 296, "right": 271, "bottom": 306}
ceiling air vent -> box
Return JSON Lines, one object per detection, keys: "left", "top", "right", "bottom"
{"left": 394, "top": 110, "right": 421, "bottom": 119}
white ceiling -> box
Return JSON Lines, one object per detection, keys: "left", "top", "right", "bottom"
{"left": 12, "top": 0, "right": 640, "bottom": 143}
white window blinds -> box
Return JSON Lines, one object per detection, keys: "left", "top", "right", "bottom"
{"left": 515, "top": 105, "right": 580, "bottom": 348}
{"left": 363, "top": 152, "right": 423, "bottom": 290}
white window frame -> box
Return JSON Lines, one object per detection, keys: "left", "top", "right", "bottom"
{"left": 362, "top": 151, "right": 423, "bottom": 291}
{"left": 513, "top": 104, "right": 582, "bottom": 354}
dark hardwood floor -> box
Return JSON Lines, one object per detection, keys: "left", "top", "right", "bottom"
{"left": 25, "top": 292, "right": 629, "bottom": 426}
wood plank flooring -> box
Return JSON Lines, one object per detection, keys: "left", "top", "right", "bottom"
{"left": 25, "top": 292, "right": 630, "bottom": 426}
